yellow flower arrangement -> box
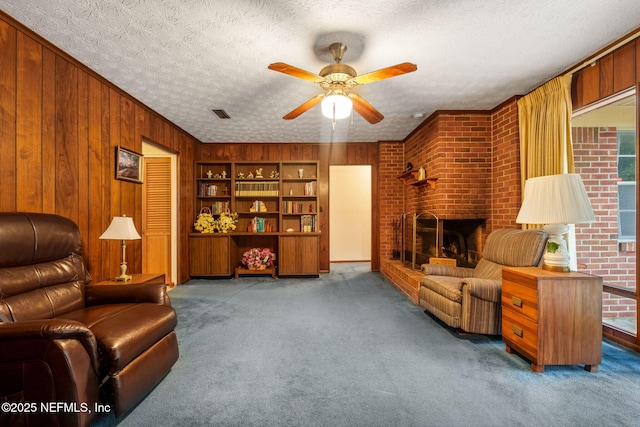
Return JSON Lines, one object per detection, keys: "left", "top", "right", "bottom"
{"left": 212, "top": 211, "right": 238, "bottom": 233}
{"left": 194, "top": 211, "right": 216, "bottom": 233}
{"left": 194, "top": 209, "right": 238, "bottom": 233}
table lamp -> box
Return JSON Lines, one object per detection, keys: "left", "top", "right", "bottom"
{"left": 99, "top": 215, "right": 142, "bottom": 281}
{"left": 516, "top": 174, "right": 595, "bottom": 272}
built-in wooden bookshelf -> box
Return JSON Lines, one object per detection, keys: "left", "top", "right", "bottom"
{"left": 190, "top": 161, "right": 320, "bottom": 277}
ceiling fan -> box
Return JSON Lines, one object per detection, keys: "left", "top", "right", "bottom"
{"left": 268, "top": 43, "right": 417, "bottom": 124}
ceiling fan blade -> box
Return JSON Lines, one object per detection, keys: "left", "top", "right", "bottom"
{"left": 350, "top": 62, "right": 417, "bottom": 85}
{"left": 268, "top": 62, "right": 325, "bottom": 83}
{"left": 282, "top": 94, "right": 324, "bottom": 120}
{"left": 349, "top": 94, "right": 384, "bottom": 124}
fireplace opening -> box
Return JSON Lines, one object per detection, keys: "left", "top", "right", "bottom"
{"left": 432, "top": 219, "right": 484, "bottom": 267}
{"left": 402, "top": 213, "right": 485, "bottom": 269}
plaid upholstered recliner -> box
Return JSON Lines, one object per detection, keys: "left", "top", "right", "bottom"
{"left": 419, "top": 229, "right": 548, "bottom": 335}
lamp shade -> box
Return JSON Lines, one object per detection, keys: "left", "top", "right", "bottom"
{"left": 99, "top": 216, "right": 141, "bottom": 240}
{"left": 321, "top": 94, "right": 352, "bottom": 120}
{"left": 516, "top": 174, "right": 596, "bottom": 225}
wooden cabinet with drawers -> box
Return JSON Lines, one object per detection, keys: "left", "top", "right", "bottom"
{"left": 501, "top": 267, "right": 603, "bottom": 373}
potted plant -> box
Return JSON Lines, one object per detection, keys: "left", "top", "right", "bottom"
{"left": 242, "top": 248, "right": 274, "bottom": 270}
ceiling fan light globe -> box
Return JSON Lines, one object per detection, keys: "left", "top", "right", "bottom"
{"left": 321, "top": 94, "right": 352, "bottom": 120}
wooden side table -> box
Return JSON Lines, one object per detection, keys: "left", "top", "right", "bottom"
{"left": 502, "top": 267, "right": 602, "bottom": 373}
{"left": 235, "top": 267, "right": 276, "bottom": 279}
{"left": 93, "top": 273, "right": 166, "bottom": 286}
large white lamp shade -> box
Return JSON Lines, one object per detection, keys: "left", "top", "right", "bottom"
{"left": 516, "top": 174, "right": 595, "bottom": 271}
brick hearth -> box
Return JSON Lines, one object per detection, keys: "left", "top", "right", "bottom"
{"left": 380, "top": 258, "right": 423, "bottom": 305}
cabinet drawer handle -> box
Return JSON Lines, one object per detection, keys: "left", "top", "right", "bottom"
{"left": 511, "top": 325, "right": 523, "bottom": 338}
{"left": 511, "top": 296, "right": 523, "bottom": 308}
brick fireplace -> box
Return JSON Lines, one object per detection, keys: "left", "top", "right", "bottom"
{"left": 400, "top": 112, "right": 493, "bottom": 269}
{"left": 380, "top": 101, "right": 522, "bottom": 304}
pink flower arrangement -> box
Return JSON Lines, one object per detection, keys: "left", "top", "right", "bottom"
{"left": 241, "top": 248, "right": 274, "bottom": 269}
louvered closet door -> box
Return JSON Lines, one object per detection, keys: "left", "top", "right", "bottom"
{"left": 143, "top": 157, "right": 172, "bottom": 284}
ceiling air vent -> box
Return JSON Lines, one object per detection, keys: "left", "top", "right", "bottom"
{"left": 211, "top": 109, "right": 231, "bottom": 119}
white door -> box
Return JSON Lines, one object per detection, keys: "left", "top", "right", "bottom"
{"left": 329, "top": 165, "right": 372, "bottom": 262}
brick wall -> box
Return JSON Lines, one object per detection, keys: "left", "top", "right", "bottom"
{"left": 573, "top": 126, "right": 637, "bottom": 318}
{"left": 490, "top": 99, "right": 522, "bottom": 231}
{"left": 403, "top": 112, "right": 492, "bottom": 220}
{"left": 378, "top": 141, "right": 405, "bottom": 262}
{"left": 401, "top": 102, "right": 521, "bottom": 235}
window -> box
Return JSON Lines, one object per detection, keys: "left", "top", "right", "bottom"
{"left": 618, "top": 129, "right": 636, "bottom": 241}
{"left": 572, "top": 88, "right": 637, "bottom": 343}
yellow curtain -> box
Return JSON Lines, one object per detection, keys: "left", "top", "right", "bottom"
{"left": 517, "top": 74, "right": 574, "bottom": 229}
{"left": 518, "top": 73, "right": 574, "bottom": 184}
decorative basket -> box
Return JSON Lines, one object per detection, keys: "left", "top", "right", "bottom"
{"left": 241, "top": 248, "right": 274, "bottom": 269}
{"left": 194, "top": 207, "right": 215, "bottom": 233}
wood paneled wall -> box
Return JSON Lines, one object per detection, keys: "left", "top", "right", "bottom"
{"left": 0, "top": 13, "right": 198, "bottom": 284}
{"left": 573, "top": 38, "right": 640, "bottom": 109}
{"left": 197, "top": 142, "right": 381, "bottom": 271}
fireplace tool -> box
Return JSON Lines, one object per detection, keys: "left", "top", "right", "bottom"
{"left": 391, "top": 218, "right": 401, "bottom": 259}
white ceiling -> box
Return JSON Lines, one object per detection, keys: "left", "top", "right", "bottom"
{"left": 2, "top": 1, "right": 640, "bottom": 143}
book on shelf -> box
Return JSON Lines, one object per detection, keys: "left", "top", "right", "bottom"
{"left": 284, "top": 201, "right": 302, "bottom": 213}
{"left": 210, "top": 201, "right": 230, "bottom": 214}
{"left": 249, "top": 217, "right": 271, "bottom": 233}
{"left": 300, "top": 215, "right": 317, "bottom": 232}
{"left": 250, "top": 200, "right": 268, "bottom": 212}
{"left": 283, "top": 201, "right": 316, "bottom": 214}
{"left": 199, "top": 182, "right": 221, "bottom": 196}
{"left": 235, "top": 181, "right": 279, "bottom": 197}
{"left": 303, "top": 181, "right": 316, "bottom": 196}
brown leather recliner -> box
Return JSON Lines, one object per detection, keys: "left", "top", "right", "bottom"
{"left": 0, "top": 212, "right": 179, "bottom": 427}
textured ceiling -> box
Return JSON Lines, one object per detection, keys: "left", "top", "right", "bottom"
{"left": 2, "top": 1, "right": 640, "bottom": 143}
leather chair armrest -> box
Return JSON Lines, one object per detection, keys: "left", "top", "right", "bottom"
{"left": 421, "top": 263, "right": 476, "bottom": 278}
{"left": 0, "top": 319, "right": 99, "bottom": 374}
{"left": 85, "top": 283, "right": 171, "bottom": 306}
{"left": 461, "top": 278, "right": 502, "bottom": 302}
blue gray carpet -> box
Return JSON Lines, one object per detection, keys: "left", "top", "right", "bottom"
{"left": 97, "top": 263, "right": 640, "bottom": 426}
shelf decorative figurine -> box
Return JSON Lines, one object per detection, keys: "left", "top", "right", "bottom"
{"left": 249, "top": 200, "right": 268, "bottom": 212}
{"left": 242, "top": 248, "right": 274, "bottom": 270}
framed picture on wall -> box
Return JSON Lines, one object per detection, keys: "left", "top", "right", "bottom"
{"left": 115, "top": 146, "right": 144, "bottom": 184}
